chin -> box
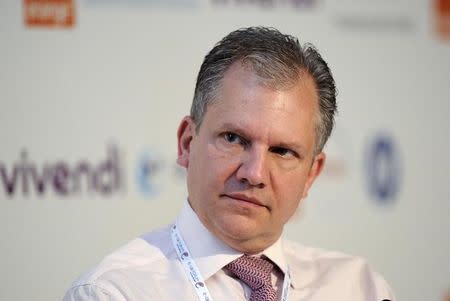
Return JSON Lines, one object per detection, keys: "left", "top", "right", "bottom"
{"left": 214, "top": 215, "right": 271, "bottom": 246}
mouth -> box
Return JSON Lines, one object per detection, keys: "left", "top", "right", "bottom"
{"left": 222, "top": 193, "right": 268, "bottom": 209}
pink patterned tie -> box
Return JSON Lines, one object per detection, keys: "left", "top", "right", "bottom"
{"left": 226, "top": 255, "right": 277, "bottom": 301}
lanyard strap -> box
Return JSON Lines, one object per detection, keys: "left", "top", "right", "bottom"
{"left": 171, "top": 224, "right": 213, "bottom": 301}
{"left": 171, "top": 224, "right": 291, "bottom": 301}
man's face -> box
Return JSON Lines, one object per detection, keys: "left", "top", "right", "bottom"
{"left": 177, "top": 62, "right": 325, "bottom": 254}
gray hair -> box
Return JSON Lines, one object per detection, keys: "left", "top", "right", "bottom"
{"left": 190, "top": 26, "right": 337, "bottom": 154}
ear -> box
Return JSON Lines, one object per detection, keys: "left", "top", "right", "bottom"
{"left": 177, "top": 116, "right": 196, "bottom": 168}
{"left": 301, "top": 152, "right": 326, "bottom": 199}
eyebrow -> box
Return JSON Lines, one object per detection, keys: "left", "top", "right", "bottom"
{"left": 218, "top": 122, "right": 307, "bottom": 155}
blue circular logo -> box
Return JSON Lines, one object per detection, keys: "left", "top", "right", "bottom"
{"left": 365, "top": 134, "right": 401, "bottom": 204}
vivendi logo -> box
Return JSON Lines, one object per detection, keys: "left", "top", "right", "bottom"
{"left": 0, "top": 145, "right": 124, "bottom": 198}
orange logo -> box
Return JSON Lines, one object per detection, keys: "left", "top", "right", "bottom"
{"left": 435, "top": 0, "right": 450, "bottom": 39}
{"left": 23, "top": 0, "right": 75, "bottom": 28}
{"left": 444, "top": 290, "right": 450, "bottom": 301}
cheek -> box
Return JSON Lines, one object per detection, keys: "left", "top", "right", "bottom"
{"left": 188, "top": 143, "right": 238, "bottom": 201}
{"left": 208, "top": 142, "right": 242, "bottom": 174}
{"left": 273, "top": 171, "right": 309, "bottom": 210}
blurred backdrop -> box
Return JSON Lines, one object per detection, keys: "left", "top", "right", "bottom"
{"left": 1, "top": 0, "right": 449, "bottom": 300}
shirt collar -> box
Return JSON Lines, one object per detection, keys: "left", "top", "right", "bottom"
{"left": 176, "top": 199, "right": 295, "bottom": 287}
{"left": 262, "top": 237, "right": 289, "bottom": 279}
{"left": 262, "top": 233, "right": 298, "bottom": 288}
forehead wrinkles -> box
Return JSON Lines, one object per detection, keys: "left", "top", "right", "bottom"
{"left": 211, "top": 74, "right": 293, "bottom": 121}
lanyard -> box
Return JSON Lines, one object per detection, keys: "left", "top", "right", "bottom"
{"left": 171, "top": 224, "right": 291, "bottom": 301}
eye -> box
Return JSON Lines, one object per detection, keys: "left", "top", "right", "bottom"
{"left": 223, "top": 132, "right": 245, "bottom": 145}
{"left": 270, "top": 147, "right": 297, "bottom": 159}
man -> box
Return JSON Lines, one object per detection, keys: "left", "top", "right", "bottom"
{"left": 64, "top": 27, "right": 395, "bottom": 300}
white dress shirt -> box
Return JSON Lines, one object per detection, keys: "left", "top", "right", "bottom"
{"left": 63, "top": 201, "right": 395, "bottom": 301}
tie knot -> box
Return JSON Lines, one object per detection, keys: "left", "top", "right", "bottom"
{"left": 226, "top": 255, "right": 274, "bottom": 290}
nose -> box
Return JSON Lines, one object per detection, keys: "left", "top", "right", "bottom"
{"left": 236, "top": 146, "right": 268, "bottom": 188}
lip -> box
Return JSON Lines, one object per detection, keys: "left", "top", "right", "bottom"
{"left": 222, "top": 193, "right": 267, "bottom": 208}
